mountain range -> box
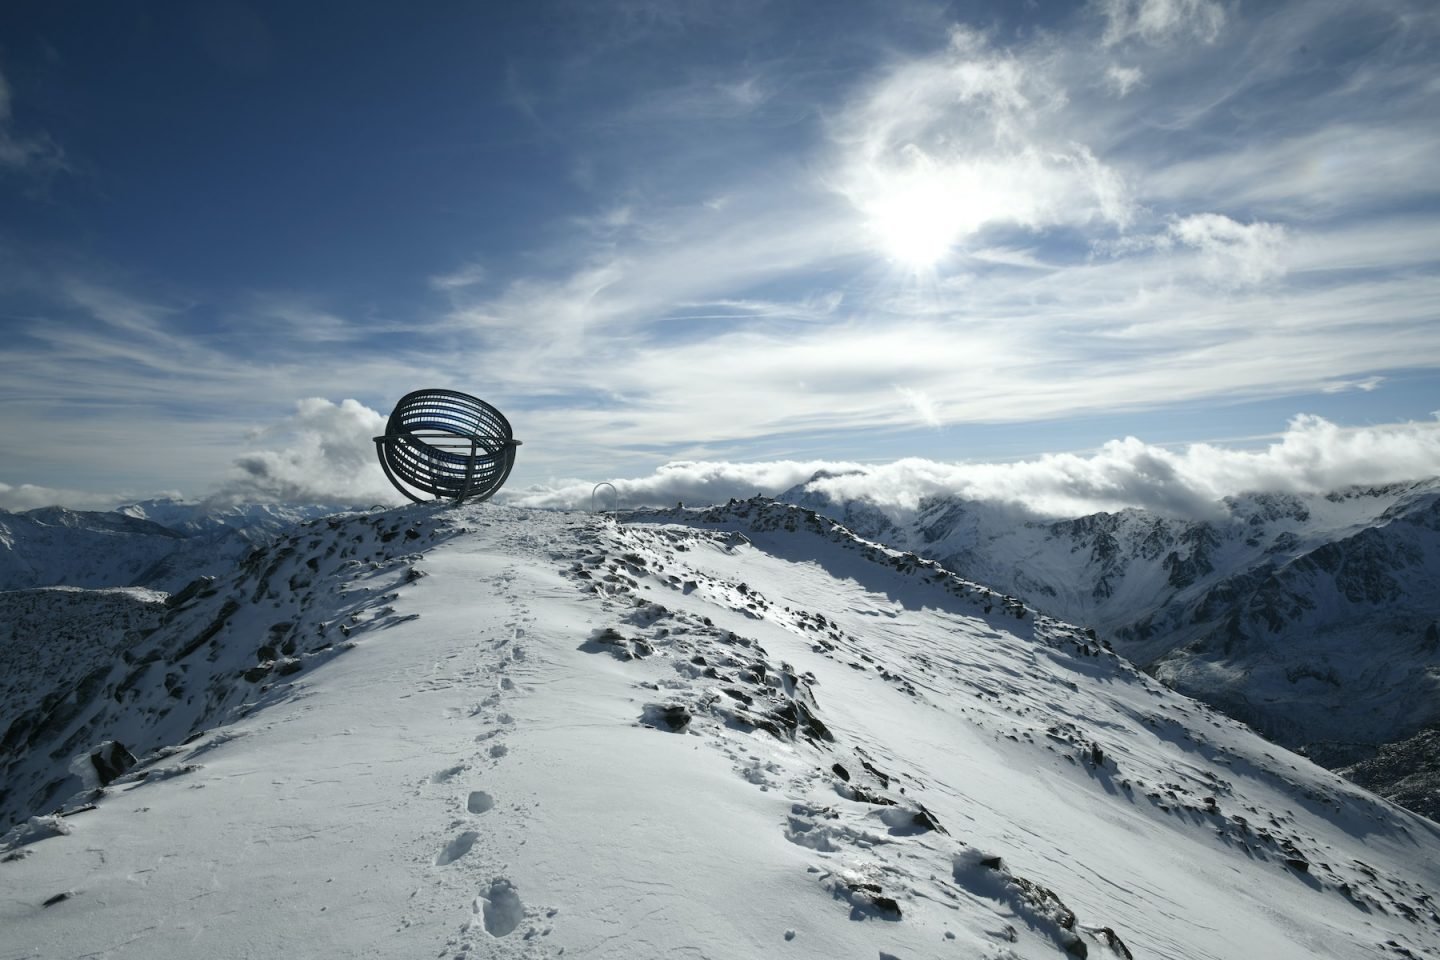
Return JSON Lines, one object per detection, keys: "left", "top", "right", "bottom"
{"left": 0, "top": 499, "right": 358, "bottom": 593}
{"left": 3, "top": 497, "right": 1439, "bottom": 958}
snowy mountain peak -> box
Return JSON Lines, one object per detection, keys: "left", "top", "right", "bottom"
{"left": 4, "top": 499, "right": 1438, "bottom": 958}
{"left": 8, "top": 505, "right": 184, "bottom": 539}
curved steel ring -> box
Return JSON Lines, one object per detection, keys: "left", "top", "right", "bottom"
{"left": 373, "top": 388, "right": 521, "bottom": 503}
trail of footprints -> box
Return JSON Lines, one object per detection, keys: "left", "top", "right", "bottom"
{"left": 421, "top": 560, "right": 559, "bottom": 958}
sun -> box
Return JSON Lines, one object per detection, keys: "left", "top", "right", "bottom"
{"left": 861, "top": 163, "right": 997, "bottom": 270}
{"left": 869, "top": 182, "right": 960, "bottom": 269}
{"left": 853, "top": 147, "right": 1024, "bottom": 270}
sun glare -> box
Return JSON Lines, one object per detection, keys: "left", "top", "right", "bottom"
{"left": 870, "top": 183, "right": 959, "bottom": 269}
{"left": 862, "top": 161, "right": 1005, "bottom": 270}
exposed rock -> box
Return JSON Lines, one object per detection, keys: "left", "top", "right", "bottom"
{"left": 640, "top": 703, "right": 691, "bottom": 732}
{"left": 165, "top": 576, "right": 216, "bottom": 609}
{"left": 88, "top": 741, "right": 136, "bottom": 786}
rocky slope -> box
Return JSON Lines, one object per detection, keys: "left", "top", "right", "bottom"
{"left": 780, "top": 480, "right": 1440, "bottom": 819}
{"left": 0, "top": 506, "right": 454, "bottom": 829}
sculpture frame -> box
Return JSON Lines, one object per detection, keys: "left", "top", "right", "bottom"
{"left": 373, "top": 389, "right": 521, "bottom": 504}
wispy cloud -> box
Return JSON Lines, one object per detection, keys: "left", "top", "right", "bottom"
{"left": 895, "top": 386, "right": 944, "bottom": 428}
{"left": 428, "top": 262, "right": 488, "bottom": 293}
{"left": 0, "top": 65, "right": 65, "bottom": 177}
{"left": 1166, "top": 214, "right": 1287, "bottom": 286}
{"left": 1098, "top": 0, "right": 1227, "bottom": 47}
{"left": 1106, "top": 213, "right": 1289, "bottom": 286}
{"left": 1104, "top": 64, "right": 1144, "bottom": 96}
{"left": 1322, "top": 376, "right": 1385, "bottom": 394}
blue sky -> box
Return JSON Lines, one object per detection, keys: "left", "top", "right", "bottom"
{"left": 1, "top": 0, "right": 1438, "bottom": 511}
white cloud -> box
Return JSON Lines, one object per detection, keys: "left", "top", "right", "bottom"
{"left": 717, "top": 76, "right": 767, "bottom": 108}
{"left": 1143, "top": 123, "right": 1440, "bottom": 220}
{"left": 1099, "top": 212, "right": 1288, "bottom": 286}
{"left": 1167, "top": 213, "right": 1288, "bottom": 286}
{"left": 1104, "top": 64, "right": 1144, "bottom": 96}
{"left": 1321, "top": 375, "right": 1384, "bottom": 394}
{"left": 250, "top": 299, "right": 359, "bottom": 343}
{"left": 429, "top": 261, "right": 488, "bottom": 293}
{"left": 896, "top": 386, "right": 944, "bottom": 428}
{"left": 830, "top": 26, "right": 1135, "bottom": 264}
{"left": 505, "top": 415, "right": 1440, "bottom": 520}
{"left": 0, "top": 482, "right": 131, "bottom": 513}
{"left": 215, "top": 398, "right": 401, "bottom": 505}
{"left": 504, "top": 458, "right": 866, "bottom": 510}
{"left": 1099, "top": 0, "right": 1226, "bottom": 47}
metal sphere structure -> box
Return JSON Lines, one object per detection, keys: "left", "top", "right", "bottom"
{"left": 373, "top": 389, "right": 521, "bottom": 503}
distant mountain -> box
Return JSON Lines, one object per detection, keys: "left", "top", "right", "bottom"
{"left": 0, "top": 499, "right": 362, "bottom": 593}
{"left": 779, "top": 478, "right": 1440, "bottom": 818}
{"left": 113, "top": 498, "right": 362, "bottom": 542}
{"left": 3, "top": 498, "right": 1439, "bottom": 959}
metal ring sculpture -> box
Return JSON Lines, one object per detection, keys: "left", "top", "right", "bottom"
{"left": 374, "top": 389, "right": 521, "bottom": 503}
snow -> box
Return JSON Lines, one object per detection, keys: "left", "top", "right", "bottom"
{"left": 784, "top": 481, "right": 1440, "bottom": 766}
{"left": 2, "top": 500, "right": 1439, "bottom": 958}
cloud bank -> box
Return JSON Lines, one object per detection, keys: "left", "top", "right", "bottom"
{"left": 0, "top": 483, "right": 140, "bottom": 513}
{"left": 7, "top": 409, "right": 1437, "bottom": 525}
{"left": 504, "top": 415, "right": 1440, "bottom": 519}
{"left": 215, "top": 398, "right": 401, "bottom": 506}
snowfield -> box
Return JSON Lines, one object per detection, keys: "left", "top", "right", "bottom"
{"left": 2, "top": 500, "right": 1438, "bottom": 959}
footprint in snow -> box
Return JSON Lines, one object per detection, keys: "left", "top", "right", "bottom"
{"left": 473, "top": 878, "right": 524, "bottom": 937}
{"left": 488, "top": 744, "right": 509, "bottom": 759}
{"left": 468, "top": 790, "right": 495, "bottom": 814}
{"left": 431, "top": 765, "right": 467, "bottom": 783}
{"left": 434, "top": 830, "right": 479, "bottom": 866}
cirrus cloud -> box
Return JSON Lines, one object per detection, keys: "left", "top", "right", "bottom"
{"left": 1098, "top": 0, "right": 1227, "bottom": 47}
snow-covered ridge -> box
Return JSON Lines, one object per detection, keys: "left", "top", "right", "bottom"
{"left": 2, "top": 499, "right": 1439, "bottom": 958}
{"left": 0, "top": 505, "right": 458, "bottom": 829}
{"left": 781, "top": 479, "right": 1440, "bottom": 816}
